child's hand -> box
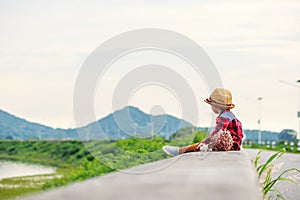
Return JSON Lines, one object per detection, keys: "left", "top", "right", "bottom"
{"left": 197, "top": 143, "right": 211, "bottom": 152}
{"left": 196, "top": 143, "right": 204, "bottom": 150}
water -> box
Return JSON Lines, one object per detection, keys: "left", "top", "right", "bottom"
{"left": 0, "top": 160, "right": 55, "bottom": 180}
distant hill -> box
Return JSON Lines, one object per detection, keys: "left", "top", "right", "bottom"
{"left": 0, "top": 106, "right": 193, "bottom": 140}
{"left": 78, "top": 106, "right": 193, "bottom": 140}
{"left": 243, "top": 129, "right": 279, "bottom": 143}
{"left": 0, "top": 109, "right": 51, "bottom": 139}
{"left": 0, "top": 106, "right": 289, "bottom": 142}
{"left": 0, "top": 109, "right": 76, "bottom": 140}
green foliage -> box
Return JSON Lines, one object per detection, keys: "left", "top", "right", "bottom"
{"left": 0, "top": 140, "right": 113, "bottom": 199}
{"left": 192, "top": 131, "right": 207, "bottom": 143}
{"left": 0, "top": 128, "right": 204, "bottom": 199}
{"left": 0, "top": 140, "right": 94, "bottom": 167}
{"left": 115, "top": 136, "right": 165, "bottom": 153}
{"left": 85, "top": 136, "right": 168, "bottom": 170}
{"left": 254, "top": 149, "right": 300, "bottom": 199}
{"left": 42, "top": 159, "right": 113, "bottom": 189}
{"left": 168, "top": 127, "right": 207, "bottom": 147}
{"left": 244, "top": 141, "right": 300, "bottom": 154}
{"left": 0, "top": 174, "right": 58, "bottom": 199}
{"left": 0, "top": 138, "right": 168, "bottom": 199}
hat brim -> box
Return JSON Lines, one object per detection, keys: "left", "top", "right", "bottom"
{"left": 204, "top": 98, "right": 235, "bottom": 109}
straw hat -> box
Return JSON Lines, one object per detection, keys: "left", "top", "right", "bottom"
{"left": 204, "top": 88, "right": 235, "bottom": 109}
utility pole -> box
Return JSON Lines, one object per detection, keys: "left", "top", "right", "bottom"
{"left": 297, "top": 80, "right": 300, "bottom": 139}
{"left": 258, "top": 97, "right": 263, "bottom": 144}
{"left": 279, "top": 80, "right": 300, "bottom": 139}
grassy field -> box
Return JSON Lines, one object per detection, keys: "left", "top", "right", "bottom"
{"left": 0, "top": 129, "right": 204, "bottom": 199}
{"left": 0, "top": 140, "right": 110, "bottom": 199}
{"left": 5, "top": 130, "right": 298, "bottom": 199}
{"left": 243, "top": 142, "right": 300, "bottom": 154}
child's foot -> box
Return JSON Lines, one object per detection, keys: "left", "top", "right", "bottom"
{"left": 162, "top": 146, "right": 179, "bottom": 157}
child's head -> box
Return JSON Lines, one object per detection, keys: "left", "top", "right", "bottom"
{"left": 204, "top": 88, "right": 235, "bottom": 112}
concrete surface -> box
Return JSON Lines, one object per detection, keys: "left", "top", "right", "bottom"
{"left": 22, "top": 150, "right": 261, "bottom": 200}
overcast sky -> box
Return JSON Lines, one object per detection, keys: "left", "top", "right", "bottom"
{"left": 0, "top": 0, "right": 300, "bottom": 133}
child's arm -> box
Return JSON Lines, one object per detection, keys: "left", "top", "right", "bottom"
{"left": 196, "top": 117, "right": 230, "bottom": 150}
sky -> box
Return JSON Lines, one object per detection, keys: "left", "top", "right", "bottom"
{"left": 0, "top": 0, "right": 300, "bottom": 133}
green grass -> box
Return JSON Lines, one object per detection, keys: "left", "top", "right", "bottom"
{"left": 0, "top": 129, "right": 206, "bottom": 199}
{"left": 244, "top": 142, "right": 300, "bottom": 154}
{"left": 2, "top": 132, "right": 299, "bottom": 200}
{"left": 0, "top": 174, "right": 59, "bottom": 200}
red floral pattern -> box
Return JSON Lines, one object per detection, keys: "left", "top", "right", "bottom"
{"left": 209, "top": 130, "right": 234, "bottom": 151}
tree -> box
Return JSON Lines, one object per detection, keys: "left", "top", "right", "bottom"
{"left": 5, "top": 135, "right": 13, "bottom": 140}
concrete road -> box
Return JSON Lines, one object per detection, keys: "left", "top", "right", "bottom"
{"left": 246, "top": 149, "right": 300, "bottom": 200}
{"left": 22, "top": 151, "right": 261, "bottom": 200}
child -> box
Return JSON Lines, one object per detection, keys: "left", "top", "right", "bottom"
{"left": 163, "top": 88, "right": 243, "bottom": 156}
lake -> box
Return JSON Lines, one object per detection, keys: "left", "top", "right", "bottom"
{"left": 0, "top": 160, "right": 55, "bottom": 180}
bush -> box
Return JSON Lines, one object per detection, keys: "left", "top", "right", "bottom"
{"left": 193, "top": 131, "right": 207, "bottom": 143}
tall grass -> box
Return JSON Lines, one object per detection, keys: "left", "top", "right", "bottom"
{"left": 254, "top": 149, "right": 300, "bottom": 199}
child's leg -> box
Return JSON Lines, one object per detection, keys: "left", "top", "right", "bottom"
{"left": 179, "top": 142, "right": 201, "bottom": 154}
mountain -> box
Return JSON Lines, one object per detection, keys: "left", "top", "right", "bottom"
{"left": 243, "top": 129, "right": 279, "bottom": 142}
{"left": 0, "top": 106, "right": 289, "bottom": 142}
{"left": 78, "top": 106, "right": 192, "bottom": 140}
{"left": 0, "top": 106, "right": 193, "bottom": 140}
{"left": 0, "top": 109, "right": 53, "bottom": 139}
{"left": 0, "top": 109, "right": 77, "bottom": 140}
